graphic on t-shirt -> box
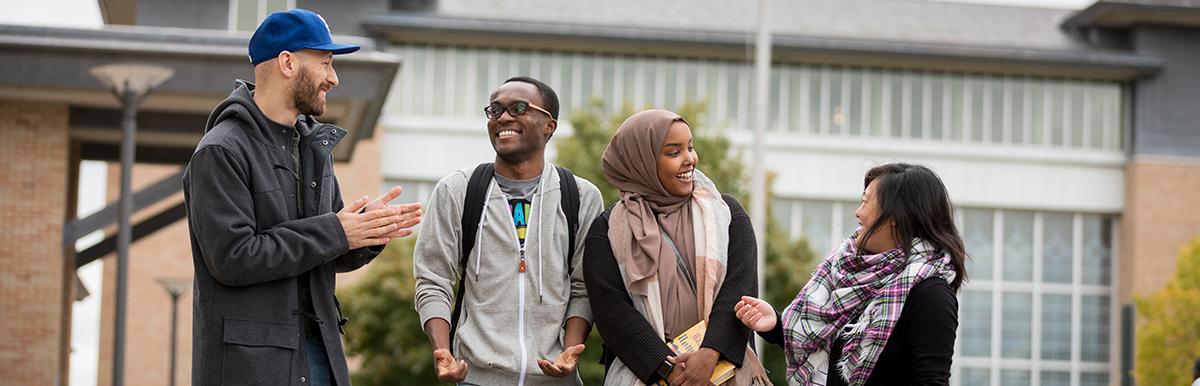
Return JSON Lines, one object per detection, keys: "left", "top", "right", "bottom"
{"left": 510, "top": 198, "right": 532, "bottom": 245}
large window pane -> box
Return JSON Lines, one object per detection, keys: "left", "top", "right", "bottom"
{"left": 801, "top": 201, "right": 833, "bottom": 257}
{"left": 771, "top": 199, "right": 794, "bottom": 239}
{"left": 839, "top": 202, "right": 858, "bottom": 239}
{"left": 1041, "top": 294, "right": 1072, "bottom": 360}
{"left": 1030, "top": 81, "right": 1045, "bottom": 145}
{"left": 1081, "top": 372, "right": 1109, "bottom": 386}
{"left": 1001, "top": 292, "right": 1032, "bottom": 358}
{"left": 889, "top": 74, "right": 904, "bottom": 138}
{"left": 1041, "top": 371, "right": 1071, "bottom": 386}
{"left": 907, "top": 72, "right": 924, "bottom": 139}
{"left": 868, "top": 71, "right": 885, "bottom": 137}
{"left": 1042, "top": 213, "right": 1073, "bottom": 283}
{"left": 807, "top": 68, "right": 822, "bottom": 134}
{"left": 989, "top": 77, "right": 1005, "bottom": 143}
{"left": 829, "top": 70, "right": 844, "bottom": 135}
{"left": 1082, "top": 215, "right": 1112, "bottom": 285}
{"left": 1087, "top": 86, "right": 1107, "bottom": 149}
{"left": 431, "top": 49, "right": 448, "bottom": 115}
{"left": 1068, "top": 84, "right": 1085, "bottom": 148}
{"left": 930, "top": 75, "right": 944, "bottom": 140}
{"left": 1009, "top": 80, "right": 1025, "bottom": 144}
{"left": 949, "top": 76, "right": 964, "bottom": 141}
{"left": 963, "top": 208, "right": 994, "bottom": 280}
{"left": 234, "top": 0, "right": 260, "bottom": 31}
{"left": 1001, "top": 369, "right": 1031, "bottom": 386}
{"left": 1081, "top": 295, "right": 1111, "bottom": 362}
{"left": 970, "top": 79, "right": 986, "bottom": 142}
{"left": 960, "top": 290, "right": 992, "bottom": 357}
{"left": 266, "top": 0, "right": 289, "bottom": 13}
{"left": 1003, "top": 211, "right": 1034, "bottom": 282}
{"left": 1048, "top": 83, "right": 1065, "bottom": 146}
{"left": 847, "top": 69, "right": 863, "bottom": 136}
{"left": 962, "top": 368, "right": 990, "bottom": 385}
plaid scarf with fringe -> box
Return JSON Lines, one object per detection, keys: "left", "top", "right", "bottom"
{"left": 779, "top": 232, "right": 956, "bottom": 386}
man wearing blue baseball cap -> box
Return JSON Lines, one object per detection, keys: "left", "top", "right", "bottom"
{"left": 184, "top": 8, "right": 422, "bottom": 386}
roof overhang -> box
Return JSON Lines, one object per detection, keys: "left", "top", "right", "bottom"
{"left": 1063, "top": 1, "right": 1200, "bottom": 31}
{"left": 0, "top": 23, "right": 400, "bottom": 162}
{"left": 364, "top": 13, "right": 1161, "bottom": 81}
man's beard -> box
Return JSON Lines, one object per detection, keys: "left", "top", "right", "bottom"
{"left": 291, "top": 67, "right": 325, "bottom": 116}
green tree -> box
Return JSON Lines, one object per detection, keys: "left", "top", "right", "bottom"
{"left": 338, "top": 237, "right": 441, "bottom": 386}
{"left": 556, "top": 99, "right": 815, "bottom": 385}
{"left": 1134, "top": 237, "right": 1200, "bottom": 385}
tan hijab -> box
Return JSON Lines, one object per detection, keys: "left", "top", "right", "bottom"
{"left": 602, "top": 109, "right": 699, "bottom": 339}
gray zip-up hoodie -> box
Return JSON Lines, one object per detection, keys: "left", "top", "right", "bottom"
{"left": 414, "top": 164, "right": 603, "bottom": 386}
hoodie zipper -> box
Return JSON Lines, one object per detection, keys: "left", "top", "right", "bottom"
{"left": 501, "top": 192, "right": 532, "bottom": 386}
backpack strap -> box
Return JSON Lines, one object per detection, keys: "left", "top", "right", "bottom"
{"left": 556, "top": 166, "right": 581, "bottom": 274}
{"left": 450, "top": 163, "right": 494, "bottom": 351}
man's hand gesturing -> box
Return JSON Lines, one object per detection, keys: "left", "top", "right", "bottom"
{"left": 336, "top": 186, "right": 423, "bottom": 250}
{"left": 433, "top": 348, "right": 469, "bottom": 383}
{"left": 337, "top": 195, "right": 399, "bottom": 250}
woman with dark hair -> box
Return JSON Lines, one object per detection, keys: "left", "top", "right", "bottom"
{"left": 585, "top": 109, "right": 770, "bottom": 385}
{"left": 735, "top": 163, "right": 967, "bottom": 386}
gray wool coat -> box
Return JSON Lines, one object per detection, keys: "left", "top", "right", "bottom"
{"left": 184, "top": 81, "right": 382, "bottom": 386}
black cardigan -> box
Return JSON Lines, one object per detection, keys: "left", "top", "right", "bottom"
{"left": 758, "top": 277, "right": 959, "bottom": 386}
{"left": 584, "top": 194, "right": 757, "bottom": 384}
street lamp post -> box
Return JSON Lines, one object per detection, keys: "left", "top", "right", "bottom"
{"left": 89, "top": 63, "right": 174, "bottom": 386}
{"left": 751, "top": 0, "right": 773, "bottom": 358}
{"left": 157, "top": 277, "right": 191, "bottom": 386}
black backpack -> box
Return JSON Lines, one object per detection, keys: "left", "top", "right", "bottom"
{"left": 448, "top": 163, "right": 581, "bottom": 349}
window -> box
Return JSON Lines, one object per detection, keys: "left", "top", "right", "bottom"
{"left": 386, "top": 45, "right": 1124, "bottom": 151}
{"left": 229, "top": 0, "right": 294, "bottom": 32}
{"left": 955, "top": 210, "right": 1116, "bottom": 386}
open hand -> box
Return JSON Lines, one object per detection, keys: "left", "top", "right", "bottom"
{"left": 537, "top": 344, "right": 584, "bottom": 377}
{"left": 337, "top": 196, "right": 401, "bottom": 250}
{"left": 734, "top": 296, "right": 778, "bottom": 333}
{"left": 366, "top": 186, "right": 422, "bottom": 238}
{"left": 433, "top": 348, "right": 468, "bottom": 383}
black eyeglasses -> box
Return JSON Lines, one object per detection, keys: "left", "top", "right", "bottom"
{"left": 483, "top": 101, "right": 553, "bottom": 120}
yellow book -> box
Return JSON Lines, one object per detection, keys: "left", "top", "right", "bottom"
{"left": 657, "top": 320, "right": 736, "bottom": 385}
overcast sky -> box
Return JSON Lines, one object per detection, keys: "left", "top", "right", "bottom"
{"left": 0, "top": 0, "right": 1097, "bottom": 29}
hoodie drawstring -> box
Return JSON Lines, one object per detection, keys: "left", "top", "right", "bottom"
{"left": 535, "top": 162, "right": 549, "bottom": 302}
{"left": 474, "top": 182, "right": 494, "bottom": 281}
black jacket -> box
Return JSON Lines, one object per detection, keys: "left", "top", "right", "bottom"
{"left": 184, "top": 81, "right": 382, "bottom": 386}
{"left": 584, "top": 194, "right": 757, "bottom": 384}
{"left": 759, "top": 277, "right": 958, "bottom": 386}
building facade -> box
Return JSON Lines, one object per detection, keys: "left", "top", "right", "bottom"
{"left": 367, "top": 1, "right": 1199, "bottom": 386}
{"left": 2, "top": 0, "right": 1199, "bottom": 385}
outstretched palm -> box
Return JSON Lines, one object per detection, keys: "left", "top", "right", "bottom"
{"left": 537, "top": 344, "right": 584, "bottom": 377}
{"left": 734, "top": 295, "right": 779, "bottom": 332}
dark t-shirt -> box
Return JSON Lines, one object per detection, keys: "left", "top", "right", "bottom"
{"left": 494, "top": 173, "right": 540, "bottom": 246}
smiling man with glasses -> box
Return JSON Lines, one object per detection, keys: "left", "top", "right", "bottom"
{"left": 413, "top": 76, "right": 605, "bottom": 385}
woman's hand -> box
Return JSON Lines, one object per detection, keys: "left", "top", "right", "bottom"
{"left": 667, "top": 347, "right": 720, "bottom": 386}
{"left": 734, "top": 296, "right": 778, "bottom": 332}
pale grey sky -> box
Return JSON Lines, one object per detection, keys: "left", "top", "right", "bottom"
{"left": 0, "top": 0, "right": 1095, "bottom": 29}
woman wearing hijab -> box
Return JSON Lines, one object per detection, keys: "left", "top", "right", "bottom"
{"left": 584, "top": 109, "right": 769, "bottom": 386}
{"left": 735, "top": 163, "right": 967, "bottom": 386}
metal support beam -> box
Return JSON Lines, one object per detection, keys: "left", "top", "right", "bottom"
{"left": 64, "top": 168, "right": 183, "bottom": 247}
{"left": 74, "top": 201, "right": 187, "bottom": 268}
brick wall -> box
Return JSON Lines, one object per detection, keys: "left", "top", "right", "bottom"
{"left": 0, "top": 100, "right": 71, "bottom": 386}
{"left": 1120, "top": 158, "right": 1200, "bottom": 304}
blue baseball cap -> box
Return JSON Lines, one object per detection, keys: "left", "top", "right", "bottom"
{"left": 248, "top": 9, "right": 360, "bottom": 65}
